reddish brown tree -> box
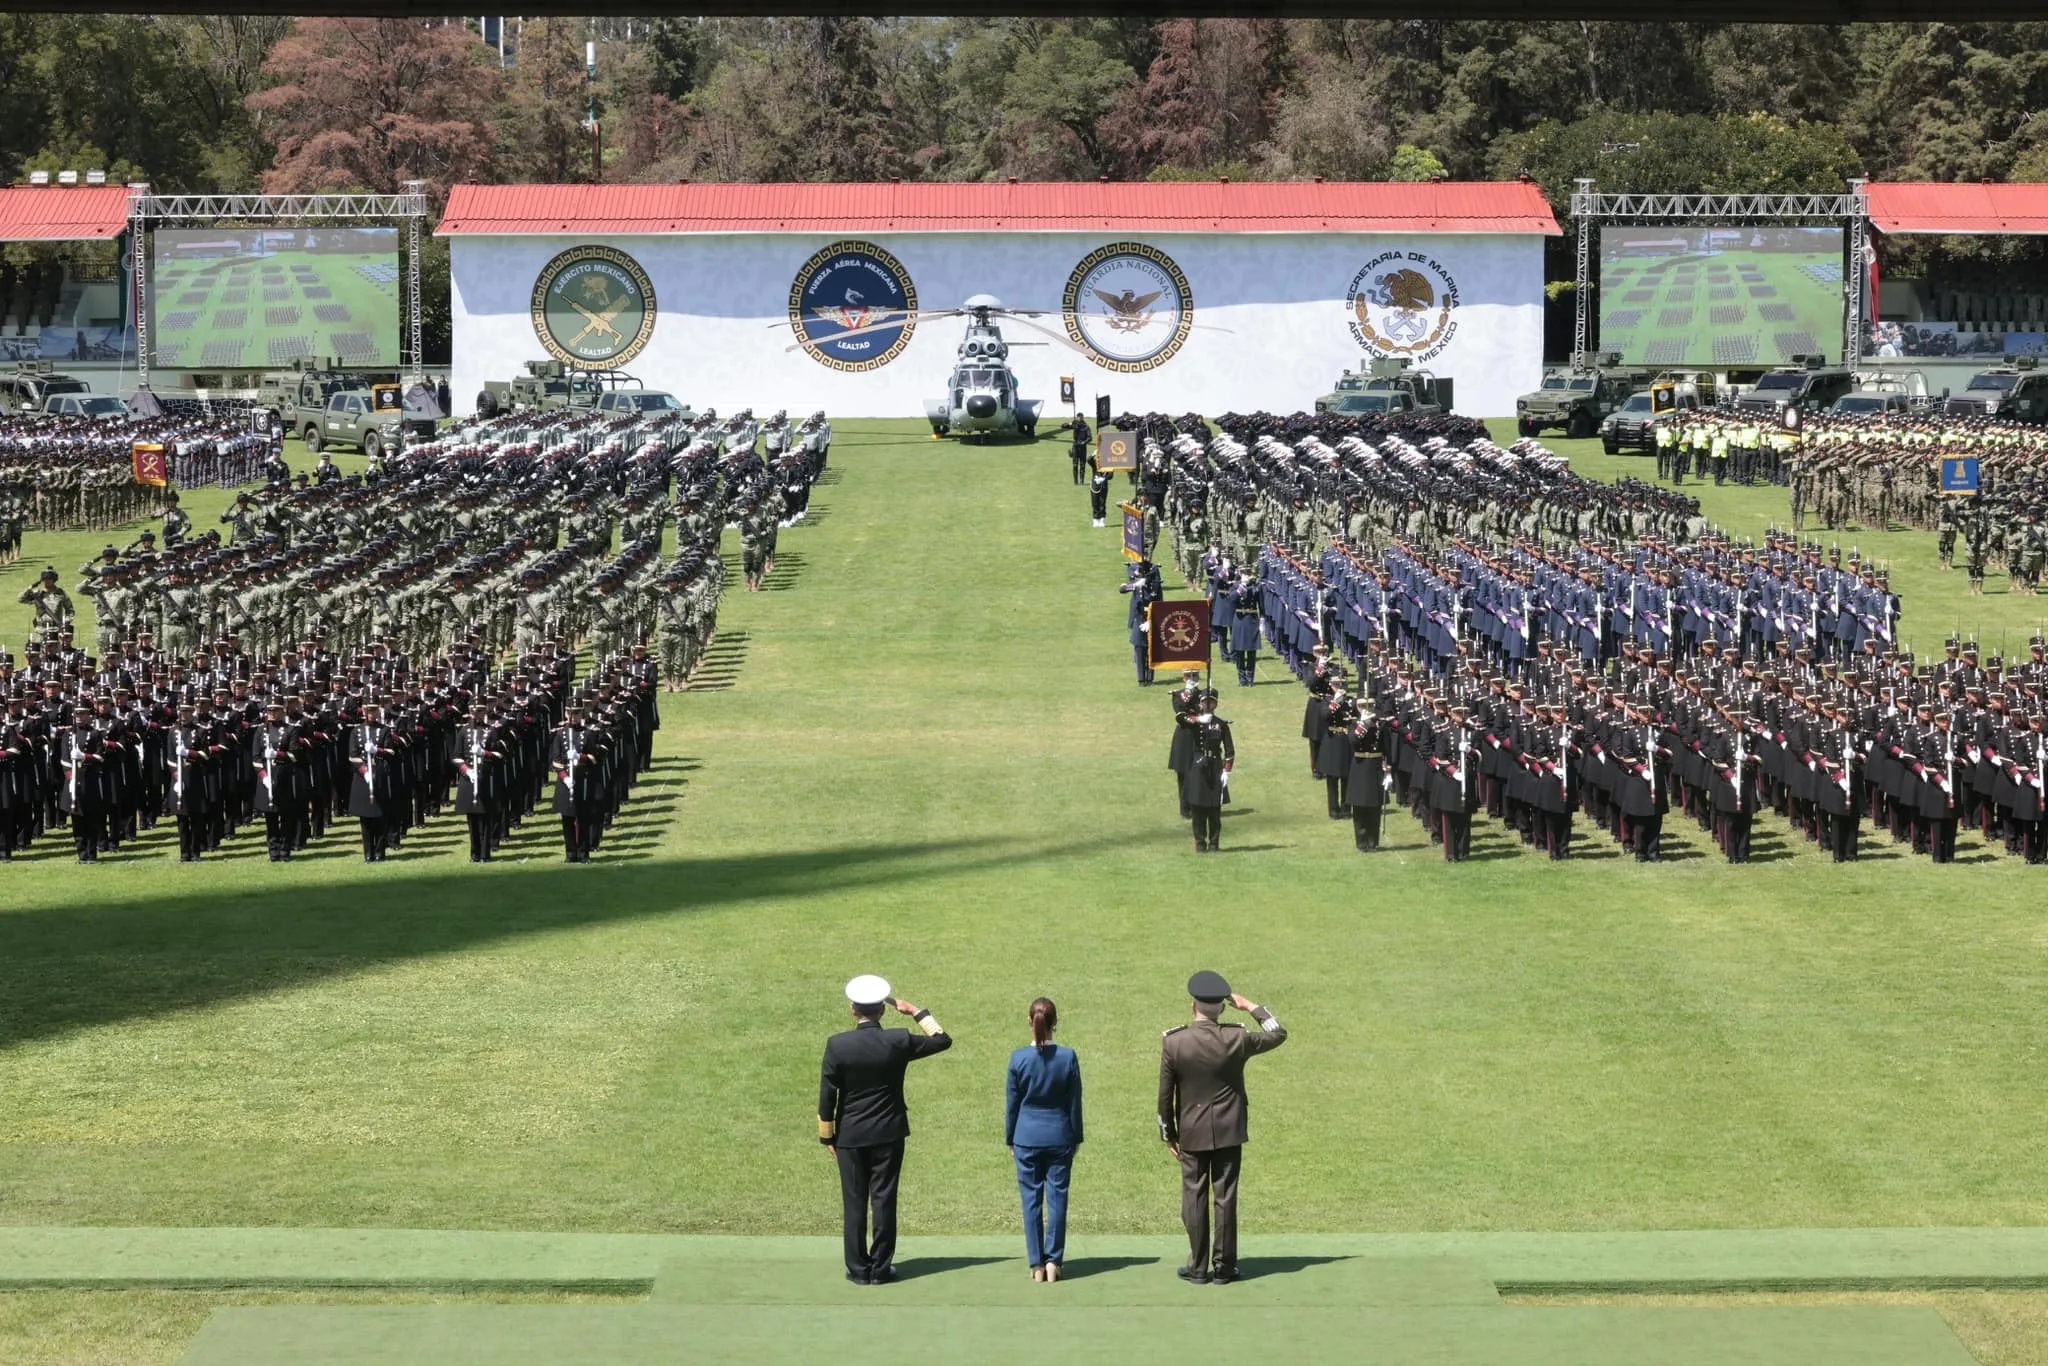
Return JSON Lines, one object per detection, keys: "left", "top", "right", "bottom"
{"left": 1097, "top": 20, "right": 1289, "bottom": 179}
{"left": 249, "top": 18, "right": 500, "bottom": 203}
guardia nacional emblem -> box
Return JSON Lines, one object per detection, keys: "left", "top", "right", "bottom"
{"left": 788, "top": 241, "right": 919, "bottom": 372}
{"left": 530, "top": 245, "right": 657, "bottom": 367}
{"left": 1063, "top": 242, "right": 1193, "bottom": 373}
{"left": 1347, "top": 252, "right": 1459, "bottom": 362}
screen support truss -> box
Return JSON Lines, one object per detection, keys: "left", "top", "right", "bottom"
{"left": 127, "top": 183, "right": 431, "bottom": 390}
{"left": 1568, "top": 181, "right": 1870, "bottom": 370}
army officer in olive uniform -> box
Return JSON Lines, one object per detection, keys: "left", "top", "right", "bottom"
{"left": 1158, "top": 970, "right": 1287, "bottom": 1284}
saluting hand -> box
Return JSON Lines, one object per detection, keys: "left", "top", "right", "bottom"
{"left": 892, "top": 997, "right": 918, "bottom": 1016}
{"left": 1229, "top": 993, "right": 1256, "bottom": 1012}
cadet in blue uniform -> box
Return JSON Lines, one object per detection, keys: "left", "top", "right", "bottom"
{"left": 1121, "top": 559, "right": 1162, "bottom": 686}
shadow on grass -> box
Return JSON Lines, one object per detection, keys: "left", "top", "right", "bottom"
{"left": 0, "top": 831, "right": 1120, "bottom": 1051}
{"left": 689, "top": 629, "right": 751, "bottom": 693}
{"left": 1053, "top": 1256, "right": 1160, "bottom": 1280}
{"left": 889, "top": 1256, "right": 1010, "bottom": 1281}
{"left": 762, "top": 551, "right": 807, "bottom": 592}
{"left": 1235, "top": 1254, "right": 1353, "bottom": 1279}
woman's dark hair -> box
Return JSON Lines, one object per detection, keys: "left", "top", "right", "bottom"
{"left": 1029, "top": 997, "right": 1057, "bottom": 1047}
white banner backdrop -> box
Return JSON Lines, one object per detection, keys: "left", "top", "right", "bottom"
{"left": 448, "top": 231, "right": 1546, "bottom": 420}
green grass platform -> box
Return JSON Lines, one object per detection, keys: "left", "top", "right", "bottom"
{"left": 9, "top": 1228, "right": 2048, "bottom": 1296}
{"left": 174, "top": 1302, "right": 1978, "bottom": 1366}
{"left": 6, "top": 421, "right": 2048, "bottom": 1364}
{"left": 647, "top": 1252, "right": 1504, "bottom": 1306}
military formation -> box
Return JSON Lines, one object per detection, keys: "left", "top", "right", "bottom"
{"left": 1635, "top": 409, "right": 2048, "bottom": 590}
{"left": 0, "top": 404, "right": 270, "bottom": 534}
{"left": 1644, "top": 410, "right": 1799, "bottom": 488}
{"left": 1119, "top": 410, "right": 2048, "bottom": 867}
{"left": 1, "top": 403, "right": 830, "bottom": 863}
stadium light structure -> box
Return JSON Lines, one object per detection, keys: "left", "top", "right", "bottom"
{"left": 1570, "top": 180, "right": 1871, "bottom": 371}
{"left": 127, "top": 185, "right": 432, "bottom": 391}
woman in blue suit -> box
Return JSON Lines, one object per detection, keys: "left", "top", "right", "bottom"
{"left": 1006, "top": 996, "right": 1083, "bottom": 1281}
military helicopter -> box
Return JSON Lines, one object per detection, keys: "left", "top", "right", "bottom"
{"left": 920, "top": 295, "right": 1063, "bottom": 442}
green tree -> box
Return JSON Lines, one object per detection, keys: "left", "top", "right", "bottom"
{"left": 1848, "top": 22, "right": 2048, "bottom": 182}
{"left": 497, "top": 17, "right": 595, "bottom": 184}
{"left": 1488, "top": 109, "right": 1863, "bottom": 206}
{"left": 1386, "top": 144, "right": 1448, "bottom": 181}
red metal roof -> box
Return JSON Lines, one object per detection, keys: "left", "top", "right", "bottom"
{"left": 438, "top": 181, "right": 1560, "bottom": 236}
{"left": 0, "top": 186, "right": 130, "bottom": 241}
{"left": 1867, "top": 181, "right": 2048, "bottom": 236}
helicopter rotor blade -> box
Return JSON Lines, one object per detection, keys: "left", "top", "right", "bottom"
{"left": 991, "top": 311, "right": 1092, "bottom": 356}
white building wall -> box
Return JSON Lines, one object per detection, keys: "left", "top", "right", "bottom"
{"left": 449, "top": 231, "right": 1546, "bottom": 419}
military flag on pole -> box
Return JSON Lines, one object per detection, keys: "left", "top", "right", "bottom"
{"left": 131, "top": 441, "right": 168, "bottom": 487}
{"left": 1120, "top": 502, "right": 1146, "bottom": 562}
{"left": 1147, "top": 599, "right": 1211, "bottom": 670}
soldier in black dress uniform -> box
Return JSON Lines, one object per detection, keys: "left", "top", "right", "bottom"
{"left": 1343, "top": 703, "right": 1390, "bottom": 852}
{"left": 347, "top": 701, "right": 394, "bottom": 862}
{"left": 453, "top": 706, "right": 505, "bottom": 862}
{"left": 1167, "top": 670, "right": 1202, "bottom": 818}
{"left": 549, "top": 702, "right": 602, "bottom": 862}
{"left": 1180, "top": 689, "right": 1233, "bottom": 853}
{"left": 1428, "top": 704, "right": 1476, "bottom": 861}
{"left": 1316, "top": 676, "right": 1357, "bottom": 819}
{"left": 251, "top": 701, "right": 305, "bottom": 861}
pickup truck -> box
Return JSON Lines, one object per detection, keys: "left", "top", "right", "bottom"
{"left": 42, "top": 392, "right": 129, "bottom": 421}
{"left": 304, "top": 388, "right": 407, "bottom": 459}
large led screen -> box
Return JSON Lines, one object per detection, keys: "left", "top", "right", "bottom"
{"left": 151, "top": 227, "right": 400, "bottom": 369}
{"left": 1599, "top": 226, "right": 1844, "bottom": 368}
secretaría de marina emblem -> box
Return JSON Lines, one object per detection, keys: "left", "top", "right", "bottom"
{"left": 530, "top": 245, "right": 657, "bottom": 367}
{"left": 1063, "top": 242, "right": 1193, "bottom": 373}
{"left": 1347, "top": 252, "right": 1459, "bottom": 362}
{"left": 788, "top": 241, "right": 919, "bottom": 372}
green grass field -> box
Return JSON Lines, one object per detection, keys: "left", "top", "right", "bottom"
{"left": 151, "top": 237, "right": 399, "bottom": 371}
{"left": 1601, "top": 244, "right": 1844, "bottom": 368}
{"left": 4, "top": 420, "right": 2048, "bottom": 1363}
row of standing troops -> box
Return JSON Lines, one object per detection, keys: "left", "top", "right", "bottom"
{"left": 1136, "top": 413, "right": 2048, "bottom": 867}
{"left": 3, "top": 405, "right": 830, "bottom": 863}
{"left": 2, "top": 630, "right": 660, "bottom": 864}
{"left": 1275, "top": 537, "right": 2048, "bottom": 866}
{"left": 0, "top": 408, "right": 269, "bottom": 539}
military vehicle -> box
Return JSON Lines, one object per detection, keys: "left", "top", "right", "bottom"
{"left": 302, "top": 384, "right": 430, "bottom": 460}
{"left": 1514, "top": 354, "right": 1649, "bottom": 439}
{"left": 592, "top": 388, "right": 692, "bottom": 419}
{"left": 41, "top": 392, "right": 129, "bottom": 421}
{"left": 474, "top": 360, "right": 619, "bottom": 418}
{"left": 0, "top": 360, "right": 89, "bottom": 416}
{"left": 1832, "top": 373, "right": 1927, "bottom": 417}
{"left": 1315, "top": 358, "right": 1453, "bottom": 417}
{"left": 1600, "top": 388, "right": 1699, "bottom": 454}
{"left": 922, "top": 296, "right": 1047, "bottom": 441}
{"left": 1942, "top": 357, "right": 2048, "bottom": 422}
{"left": 1734, "top": 355, "right": 1855, "bottom": 417}
{"left": 258, "top": 360, "right": 359, "bottom": 434}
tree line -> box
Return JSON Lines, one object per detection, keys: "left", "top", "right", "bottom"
{"left": 0, "top": 16, "right": 2041, "bottom": 361}
{"left": 4, "top": 17, "right": 2045, "bottom": 203}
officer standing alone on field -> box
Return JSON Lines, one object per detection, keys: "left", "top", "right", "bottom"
{"left": 1159, "top": 971, "right": 1286, "bottom": 1285}
{"left": 819, "top": 975, "right": 952, "bottom": 1286}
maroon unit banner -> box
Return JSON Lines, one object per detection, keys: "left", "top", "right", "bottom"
{"left": 131, "top": 442, "right": 168, "bottom": 488}
{"left": 1147, "top": 599, "right": 1212, "bottom": 670}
